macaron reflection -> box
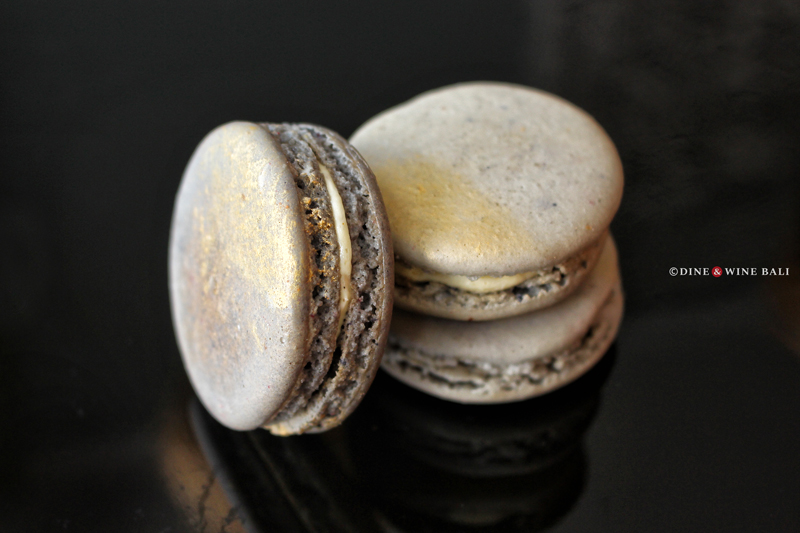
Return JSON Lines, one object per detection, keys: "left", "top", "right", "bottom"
{"left": 190, "top": 351, "right": 615, "bottom": 532}
{"left": 346, "top": 358, "right": 614, "bottom": 532}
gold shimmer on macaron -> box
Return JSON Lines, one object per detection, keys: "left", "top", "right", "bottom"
{"left": 194, "top": 127, "right": 300, "bottom": 311}
{"left": 373, "top": 157, "right": 536, "bottom": 274}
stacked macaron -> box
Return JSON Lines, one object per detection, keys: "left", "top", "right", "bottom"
{"left": 350, "top": 82, "right": 625, "bottom": 403}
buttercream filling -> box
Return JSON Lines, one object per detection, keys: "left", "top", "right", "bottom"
{"left": 395, "top": 262, "right": 537, "bottom": 294}
{"left": 319, "top": 164, "right": 352, "bottom": 331}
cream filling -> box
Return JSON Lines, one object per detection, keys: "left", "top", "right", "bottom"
{"left": 395, "top": 263, "right": 537, "bottom": 294}
{"left": 319, "top": 164, "right": 352, "bottom": 331}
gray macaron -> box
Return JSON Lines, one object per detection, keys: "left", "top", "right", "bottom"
{"left": 169, "top": 121, "right": 393, "bottom": 434}
{"left": 382, "top": 236, "right": 623, "bottom": 403}
{"left": 351, "top": 82, "right": 624, "bottom": 321}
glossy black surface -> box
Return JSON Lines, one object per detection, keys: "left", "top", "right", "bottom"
{"left": 1, "top": 1, "right": 799, "bottom": 531}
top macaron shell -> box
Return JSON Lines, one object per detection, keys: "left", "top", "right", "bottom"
{"left": 169, "top": 122, "right": 312, "bottom": 431}
{"left": 350, "top": 82, "right": 624, "bottom": 277}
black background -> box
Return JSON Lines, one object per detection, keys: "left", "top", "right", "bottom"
{"left": 1, "top": 1, "right": 799, "bottom": 531}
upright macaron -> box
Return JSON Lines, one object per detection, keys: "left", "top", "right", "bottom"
{"left": 383, "top": 236, "right": 623, "bottom": 403}
{"left": 169, "top": 122, "right": 393, "bottom": 435}
{"left": 350, "top": 82, "right": 623, "bottom": 321}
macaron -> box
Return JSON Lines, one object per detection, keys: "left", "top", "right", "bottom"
{"left": 350, "top": 82, "right": 624, "bottom": 321}
{"left": 382, "top": 236, "right": 623, "bottom": 403}
{"left": 169, "top": 121, "right": 393, "bottom": 435}
{"left": 349, "top": 367, "right": 609, "bottom": 479}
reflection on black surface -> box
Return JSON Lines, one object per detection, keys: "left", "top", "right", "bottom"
{"left": 160, "top": 406, "right": 247, "bottom": 532}
{"left": 191, "top": 348, "right": 616, "bottom": 532}
{"left": 766, "top": 255, "right": 800, "bottom": 358}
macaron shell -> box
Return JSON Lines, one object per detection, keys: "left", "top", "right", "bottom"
{"left": 350, "top": 81, "right": 623, "bottom": 277}
{"left": 169, "top": 122, "right": 311, "bottom": 430}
